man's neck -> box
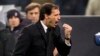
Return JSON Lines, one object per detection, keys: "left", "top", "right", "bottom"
{"left": 40, "top": 20, "right": 48, "bottom": 33}
{"left": 42, "top": 19, "right": 46, "bottom": 25}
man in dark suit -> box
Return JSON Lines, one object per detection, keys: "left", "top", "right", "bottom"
{"left": 13, "top": 3, "right": 72, "bottom": 56}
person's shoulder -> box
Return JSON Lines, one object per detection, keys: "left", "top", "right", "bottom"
{"left": 22, "top": 23, "right": 37, "bottom": 31}
{"left": 25, "top": 23, "right": 34, "bottom": 28}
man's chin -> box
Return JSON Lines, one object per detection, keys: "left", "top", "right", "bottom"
{"left": 48, "top": 25, "right": 55, "bottom": 28}
{"left": 48, "top": 24, "right": 58, "bottom": 28}
{"left": 52, "top": 24, "right": 57, "bottom": 28}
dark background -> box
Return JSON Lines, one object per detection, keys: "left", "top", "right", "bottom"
{"left": 59, "top": 16, "right": 100, "bottom": 56}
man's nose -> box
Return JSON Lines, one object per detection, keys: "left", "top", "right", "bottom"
{"left": 58, "top": 15, "right": 61, "bottom": 20}
{"left": 32, "top": 14, "right": 35, "bottom": 17}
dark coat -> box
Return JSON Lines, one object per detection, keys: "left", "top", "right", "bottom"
{"left": 13, "top": 22, "right": 71, "bottom": 56}
{"left": 6, "top": 24, "right": 24, "bottom": 43}
{"left": 0, "top": 22, "right": 15, "bottom": 56}
{"left": 4, "top": 24, "right": 24, "bottom": 56}
{"left": 0, "top": 28, "right": 15, "bottom": 56}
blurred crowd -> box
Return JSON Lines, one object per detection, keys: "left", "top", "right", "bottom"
{"left": 0, "top": 0, "right": 89, "bottom": 15}
{"left": 0, "top": 2, "right": 41, "bottom": 56}
{"left": 0, "top": 0, "right": 91, "bottom": 25}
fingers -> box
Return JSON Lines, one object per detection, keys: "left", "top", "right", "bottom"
{"left": 63, "top": 23, "right": 72, "bottom": 33}
{"left": 62, "top": 23, "right": 72, "bottom": 39}
{"left": 63, "top": 23, "right": 72, "bottom": 31}
{"left": 53, "top": 48, "right": 59, "bottom": 56}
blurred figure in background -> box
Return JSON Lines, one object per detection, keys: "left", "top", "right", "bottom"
{"left": 0, "top": 5, "right": 16, "bottom": 25}
{"left": 0, "top": 22, "right": 14, "bottom": 56}
{"left": 25, "top": 2, "right": 40, "bottom": 24}
{"left": 85, "top": 0, "right": 100, "bottom": 15}
{"left": 5, "top": 9, "right": 24, "bottom": 56}
{"left": 6, "top": 9, "right": 23, "bottom": 42}
{"left": 21, "top": 2, "right": 41, "bottom": 26}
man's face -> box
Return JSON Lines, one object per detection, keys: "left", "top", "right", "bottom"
{"left": 26, "top": 7, "right": 40, "bottom": 23}
{"left": 46, "top": 9, "right": 60, "bottom": 28}
{"left": 8, "top": 16, "right": 20, "bottom": 27}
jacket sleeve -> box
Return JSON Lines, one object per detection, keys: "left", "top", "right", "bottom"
{"left": 53, "top": 26, "right": 71, "bottom": 56}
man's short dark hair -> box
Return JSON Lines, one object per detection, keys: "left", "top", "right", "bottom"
{"left": 39, "top": 3, "right": 59, "bottom": 20}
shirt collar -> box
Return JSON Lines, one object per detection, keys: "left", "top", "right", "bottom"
{"left": 40, "top": 21, "right": 48, "bottom": 33}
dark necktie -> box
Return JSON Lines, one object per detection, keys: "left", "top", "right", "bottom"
{"left": 46, "top": 28, "right": 53, "bottom": 56}
{"left": 46, "top": 28, "right": 51, "bottom": 38}
{"left": 47, "top": 28, "right": 51, "bottom": 33}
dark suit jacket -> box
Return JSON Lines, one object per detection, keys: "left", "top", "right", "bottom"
{"left": 13, "top": 22, "right": 71, "bottom": 56}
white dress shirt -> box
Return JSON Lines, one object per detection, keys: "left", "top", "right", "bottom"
{"left": 40, "top": 21, "right": 48, "bottom": 33}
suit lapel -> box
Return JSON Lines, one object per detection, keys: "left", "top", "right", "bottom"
{"left": 36, "top": 22, "right": 48, "bottom": 44}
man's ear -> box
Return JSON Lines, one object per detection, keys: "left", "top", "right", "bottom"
{"left": 45, "top": 14, "right": 48, "bottom": 19}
